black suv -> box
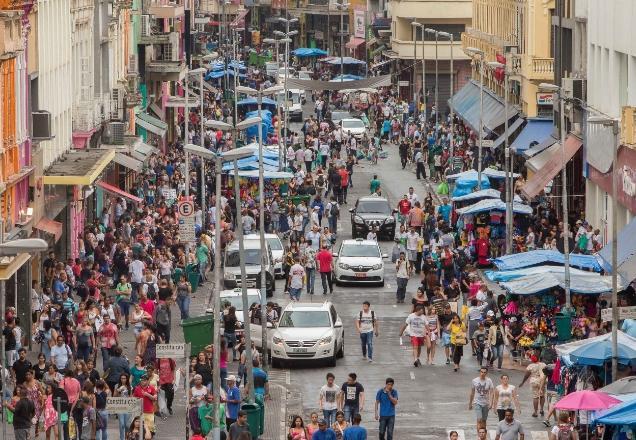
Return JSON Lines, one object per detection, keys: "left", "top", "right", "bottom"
{"left": 349, "top": 196, "right": 396, "bottom": 240}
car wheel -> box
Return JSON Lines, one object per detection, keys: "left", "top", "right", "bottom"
{"left": 271, "top": 357, "right": 281, "bottom": 368}
{"left": 336, "top": 339, "right": 344, "bottom": 358}
{"left": 327, "top": 353, "right": 337, "bottom": 367}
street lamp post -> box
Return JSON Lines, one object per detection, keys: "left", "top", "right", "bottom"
{"left": 236, "top": 85, "right": 283, "bottom": 369}
{"left": 274, "top": 25, "right": 298, "bottom": 169}
{"left": 588, "top": 115, "right": 620, "bottom": 381}
{"left": 0, "top": 237, "right": 48, "bottom": 440}
{"left": 466, "top": 47, "right": 485, "bottom": 189}
{"left": 335, "top": 2, "right": 349, "bottom": 80}
{"left": 411, "top": 22, "right": 418, "bottom": 118}
{"left": 439, "top": 31, "right": 453, "bottom": 163}
{"left": 425, "top": 28, "right": 439, "bottom": 126}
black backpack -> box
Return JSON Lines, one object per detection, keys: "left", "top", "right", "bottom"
{"left": 316, "top": 174, "right": 325, "bottom": 187}
{"left": 359, "top": 310, "right": 375, "bottom": 324}
{"left": 330, "top": 202, "right": 339, "bottom": 217}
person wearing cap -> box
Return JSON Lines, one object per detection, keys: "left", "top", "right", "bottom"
{"left": 312, "top": 418, "right": 337, "bottom": 440}
{"left": 225, "top": 375, "right": 241, "bottom": 428}
{"left": 133, "top": 374, "right": 157, "bottom": 435}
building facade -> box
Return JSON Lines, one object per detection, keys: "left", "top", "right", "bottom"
{"left": 388, "top": 0, "right": 472, "bottom": 113}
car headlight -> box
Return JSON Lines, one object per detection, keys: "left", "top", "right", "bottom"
{"left": 338, "top": 263, "right": 350, "bottom": 270}
{"left": 353, "top": 216, "right": 364, "bottom": 224}
{"left": 372, "top": 263, "right": 383, "bottom": 270}
{"left": 384, "top": 216, "right": 395, "bottom": 223}
{"left": 224, "top": 272, "right": 235, "bottom": 280}
{"left": 319, "top": 336, "right": 333, "bottom": 346}
{"left": 272, "top": 336, "right": 284, "bottom": 345}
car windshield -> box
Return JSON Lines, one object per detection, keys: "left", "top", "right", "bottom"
{"left": 278, "top": 311, "right": 332, "bottom": 328}
{"left": 340, "top": 244, "right": 381, "bottom": 258}
{"left": 266, "top": 238, "right": 283, "bottom": 251}
{"left": 342, "top": 119, "right": 364, "bottom": 129}
{"left": 221, "top": 294, "right": 260, "bottom": 312}
{"left": 356, "top": 200, "right": 391, "bottom": 214}
{"left": 226, "top": 249, "right": 261, "bottom": 266}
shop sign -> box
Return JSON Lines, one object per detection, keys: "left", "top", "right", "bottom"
{"left": 156, "top": 343, "right": 186, "bottom": 358}
{"left": 398, "top": 81, "right": 409, "bottom": 87}
{"left": 537, "top": 92, "right": 554, "bottom": 106}
{"left": 601, "top": 306, "right": 636, "bottom": 322}
{"left": 354, "top": 10, "right": 366, "bottom": 39}
{"left": 588, "top": 146, "right": 636, "bottom": 214}
{"left": 106, "top": 398, "right": 141, "bottom": 414}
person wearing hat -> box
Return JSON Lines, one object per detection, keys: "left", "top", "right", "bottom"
{"left": 311, "top": 418, "right": 337, "bottom": 440}
{"left": 133, "top": 374, "right": 158, "bottom": 435}
{"left": 225, "top": 375, "right": 241, "bottom": 428}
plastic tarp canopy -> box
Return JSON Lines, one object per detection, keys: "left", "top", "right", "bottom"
{"left": 491, "top": 250, "right": 603, "bottom": 272}
{"left": 237, "top": 142, "right": 280, "bottom": 160}
{"left": 500, "top": 272, "right": 619, "bottom": 295}
{"left": 228, "top": 169, "right": 293, "bottom": 179}
{"left": 221, "top": 156, "right": 280, "bottom": 171}
{"left": 244, "top": 110, "right": 273, "bottom": 140}
{"left": 597, "top": 215, "right": 636, "bottom": 284}
{"left": 455, "top": 199, "right": 533, "bottom": 216}
{"left": 484, "top": 265, "right": 593, "bottom": 282}
{"left": 452, "top": 188, "right": 522, "bottom": 203}
{"left": 556, "top": 331, "right": 636, "bottom": 357}
{"left": 623, "top": 319, "right": 636, "bottom": 338}
{"left": 570, "top": 337, "right": 636, "bottom": 366}
{"left": 451, "top": 175, "right": 491, "bottom": 197}
{"left": 205, "top": 70, "right": 246, "bottom": 80}
{"left": 236, "top": 97, "right": 277, "bottom": 106}
{"left": 285, "top": 75, "right": 391, "bottom": 91}
{"left": 322, "top": 56, "right": 366, "bottom": 65}
{"left": 594, "top": 398, "right": 636, "bottom": 426}
{"left": 446, "top": 168, "right": 520, "bottom": 181}
{"left": 331, "top": 74, "right": 364, "bottom": 81}
{"left": 292, "top": 48, "right": 328, "bottom": 57}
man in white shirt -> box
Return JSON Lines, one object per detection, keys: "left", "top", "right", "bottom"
{"left": 306, "top": 225, "right": 321, "bottom": 251}
{"left": 319, "top": 373, "right": 340, "bottom": 426}
{"left": 405, "top": 227, "right": 420, "bottom": 269}
{"left": 288, "top": 260, "right": 305, "bottom": 301}
{"left": 128, "top": 256, "right": 145, "bottom": 303}
{"left": 398, "top": 305, "right": 429, "bottom": 367}
{"left": 407, "top": 187, "right": 419, "bottom": 207}
{"left": 355, "top": 301, "right": 379, "bottom": 362}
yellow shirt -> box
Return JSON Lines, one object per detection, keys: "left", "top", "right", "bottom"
{"left": 449, "top": 322, "right": 467, "bottom": 345}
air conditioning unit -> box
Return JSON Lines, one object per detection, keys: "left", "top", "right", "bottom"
{"left": 141, "top": 14, "right": 151, "bottom": 37}
{"left": 31, "top": 111, "right": 53, "bottom": 141}
{"left": 104, "top": 122, "right": 126, "bottom": 145}
{"left": 562, "top": 78, "right": 586, "bottom": 102}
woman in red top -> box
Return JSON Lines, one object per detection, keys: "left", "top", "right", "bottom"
{"left": 156, "top": 358, "right": 177, "bottom": 416}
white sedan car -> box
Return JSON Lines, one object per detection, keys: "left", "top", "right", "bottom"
{"left": 340, "top": 118, "right": 366, "bottom": 139}
{"left": 333, "top": 239, "right": 387, "bottom": 286}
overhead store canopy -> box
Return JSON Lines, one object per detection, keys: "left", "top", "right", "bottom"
{"left": 510, "top": 118, "right": 555, "bottom": 152}
{"left": 236, "top": 97, "right": 277, "bottom": 106}
{"left": 43, "top": 150, "right": 116, "bottom": 186}
{"left": 491, "top": 249, "right": 602, "bottom": 272}
{"left": 228, "top": 169, "right": 293, "bottom": 179}
{"left": 521, "top": 135, "right": 583, "bottom": 199}
{"left": 292, "top": 48, "right": 329, "bottom": 57}
{"left": 447, "top": 168, "right": 520, "bottom": 181}
{"left": 598, "top": 215, "right": 636, "bottom": 283}
{"left": 96, "top": 181, "right": 143, "bottom": 203}
{"left": 285, "top": 74, "right": 391, "bottom": 91}
{"left": 135, "top": 112, "right": 168, "bottom": 137}
{"left": 35, "top": 217, "right": 63, "bottom": 242}
{"left": 321, "top": 56, "right": 366, "bottom": 65}
{"left": 452, "top": 188, "right": 522, "bottom": 203}
{"left": 523, "top": 135, "right": 558, "bottom": 158}
{"left": 456, "top": 198, "right": 533, "bottom": 216}
{"left": 448, "top": 80, "right": 518, "bottom": 133}
{"left": 114, "top": 153, "right": 144, "bottom": 173}
{"left": 345, "top": 37, "right": 365, "bottom": 49}
{"left": 500, "top": 272, "right": 619, "bottom": 295}
{"left": 594, "top": 398, "right": 636, "bottom": 426}
{"left": 484, "top": 265, "right": 594, "bottom": 282}
{"left": 492, "top": 117, "right": 525, "bottom": 149}
{"left": 131, "top": 142, "right": 160, "bottom": 162}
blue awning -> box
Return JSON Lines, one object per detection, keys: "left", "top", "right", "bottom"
{"left": 598, "top": 215, "right": 636, "bottom": 283}
{"left": 292, "top": 48, "right": 329, "bottom": 57}
{"left": 492, "top": 117, "right": 525, "bottom": 149}
{"left": 448, "top": 80, "right": 518, "bottom": 133}
{"left": 491, "top": 249, "right": 602, "bottom": 272}
{"left": 510, "top": 119, "right": 555, "bottom": 152}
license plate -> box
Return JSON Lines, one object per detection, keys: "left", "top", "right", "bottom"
{"left": 292, "top": 348, "right": 307, "bottom": 353}
{"left": 245, "top": 281, "right": 256, "bottom": 287}
{"left": 355, "top": 273, "right": 367, "bottom": 278}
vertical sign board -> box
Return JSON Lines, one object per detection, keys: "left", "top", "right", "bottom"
{"left": 178, "top": 201, "right": 196, "bottom": 243}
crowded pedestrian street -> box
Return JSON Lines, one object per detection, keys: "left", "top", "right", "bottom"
{"left": 2, "top": 1, "right": 636, "bottom": 440}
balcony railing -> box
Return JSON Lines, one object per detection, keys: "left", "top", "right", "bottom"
{"left": 528, "top": 56, "right": 554, "bottom": 80}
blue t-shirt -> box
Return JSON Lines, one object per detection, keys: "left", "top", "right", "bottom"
{"left": 253, "top": 367, "right": 268, "bottom": 396}
{"left": 375, "top": 388, "right": 398, "bottom": 417}
{"left": 438, "top": 204, "right": 451, "bottom": 222}
{"left": 343, "top": 426, "right": 367, "bottom": 440}
{"left": 312, "top": 429, "right": 337, "bottom": 440}
{"left": 226, "top": 385, "right": 241, "bottom": 419}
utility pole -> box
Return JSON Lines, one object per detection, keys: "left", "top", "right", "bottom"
{"left": 257, "top": 92, "right": 268, "bottom": 369}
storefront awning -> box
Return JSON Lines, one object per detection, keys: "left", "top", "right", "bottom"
{"left": 35, "top": 217, "right": 63, "bottom": 242}
{"left": 43, "top": 149, "right": 116, "bottom": 186}
{"left": 131, "top": 142, "right": 160, "bottom": 162}
{"left": 346, "top": 37, "right": 365, "bottom": 49}
{"left": 135, "top": 112, "right": 168, "bottom": 137}
{"left": 521, "top": 135, "right": 583, "bottom": 199}
{"left": 523, "top": 135, "right": 558, "bottom": 159}
{"left": 598, "top": 215, "right": 636, "bottom": 283}
{"left": 96, "top": 181, "right": 143, "bottom": 203}
{"left": 0, "top": 253, "right": 31, "bottom": 281}
{"left": 448, "top": 80, "right": 518, "bottom": 134}
{"left": 492, "top": 117, "right": 525, "bottom": 149}
{"left": 511, "top": 118, "right": 555, "bottom": 153}
{"left": 114, "top": 153, "right": 144, "bottom": 173}
{"left": 230, "top": 9, "right": 248, "bottom": 27}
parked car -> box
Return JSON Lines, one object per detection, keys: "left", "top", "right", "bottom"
{"left": 244, "top": 233, "right": 284, "bottom": 278}
{"left": 218, "top": 288, "right": 275, "bottom": 350}
{"left": 350, "top": 196, "right": 396, "bottom": 240}
{"left": 333, "top": 238, "right": 387, "bottom": 286}
{"left": 270, "top": 301, "right": 344, "bottom": 367}
{"left": 223, "top": 238, "right": 276, "bottom": 297}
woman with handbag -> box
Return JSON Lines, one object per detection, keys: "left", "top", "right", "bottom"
{"left": 447, "top": 314, "right": 467, "bottom": 372}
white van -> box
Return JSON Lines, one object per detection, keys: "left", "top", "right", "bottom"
{"left": 277, "top": 89, "right": 304, "bottom": 122}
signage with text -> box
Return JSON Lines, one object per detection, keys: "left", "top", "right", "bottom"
{"left": 601, "top": 306, "right": 636, "bottom": 322}
{"left": 537, "top": 92, "right": 554, "bottom": 106}
{"left": 106, "top": 397, "right": 141, "bottom": 413}
{"left": 156, "top": 343, "right": 186, "bottom": 358}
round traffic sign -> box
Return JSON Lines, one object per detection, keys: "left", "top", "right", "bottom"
{"left": 178, "top": 201, "right": 195, "bottom": 217}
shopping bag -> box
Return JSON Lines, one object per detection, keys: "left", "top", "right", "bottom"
{"left": 158, "top": 388, "right": 169, "bottom": 416}
{"left": 437, "top": 181, "right": 449, "bottom": 195}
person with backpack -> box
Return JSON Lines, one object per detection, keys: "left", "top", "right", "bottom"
{"left": 355, "top": 301, "right": 379, "bottom": 362}
{"left": 153, "top": 300, "right": 172, "bottom": 343}
{"left": 326, "top": 196, "right": 340, "bottom": 234}
{"left": 549, "top": 412, "right": 578, "bottom": 440}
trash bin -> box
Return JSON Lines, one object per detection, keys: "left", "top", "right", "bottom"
{"left": 181, "top": 315, "right": 214, "bottom": 355}
{"left": 556, "top": 310, "right": 574, "bottom": 341}
{"left": 255, "top": 394, "right": 265, "bottom": 435}
{"left": 186, "top": 263, "right": 200, "bottom": 293}
{"left": 241, "top": 402, "right": 261, "bottom": 438}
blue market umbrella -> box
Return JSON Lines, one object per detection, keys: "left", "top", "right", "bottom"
{"left": 570, "top": 339, "right": 636, "bottom": 367}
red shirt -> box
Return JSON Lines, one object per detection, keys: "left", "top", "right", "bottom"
{"left": 316, "top": 250, "right": 333, "bottom": 273}
{"left": 133, "top": 384, "right": 157, "bottom": 413}
{"left": 140, "top": 299, "right": 155, "bottom": 318}
{"left": 338, "top": 169, "right": 349, "bottom": 187}
{"left": 157, "top": 359, "right": 175, "bottom": 385}
{"left": 398, "top": 199, "right": 411, "bottom": 215}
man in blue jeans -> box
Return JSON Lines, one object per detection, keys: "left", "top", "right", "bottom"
{"left": 355, "top": 301, "right": 379, "bottom": 362}
{"left": 339, "top": 373, "right": 365, "bottom": 423}
{"left": 375, "top": 378, "right": 398, "bottom": 440}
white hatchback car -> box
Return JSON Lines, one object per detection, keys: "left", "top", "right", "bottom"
{"left": 270, "top": 302, "right": 344, "bottom": 367}
{"left": 333, "top": 238, "right": 387, "bottom": 286}
{"left": 340, "top": 118, "right": 366, "bottom": 139}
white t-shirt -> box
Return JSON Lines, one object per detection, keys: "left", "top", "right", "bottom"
{"left": 320, "top": 143, "right": 330, "bottom": 156}
{"left": 357, "top": 310, "right": 375, "bottom": 333}
{"left": 304, "top": 148, "right": 313, "bottom": 162}
{"left": 405, "top": 313, "right": 428, "bottom": 337}
{"left": 320, "top": 384, "right": 339, "bottom": 411}
{"left": 471, "top": 377, "right": 494, "bottom": 406}
{"left": 366, "top": 231, "right": 377, "bottom": 241}
{"left": 407, "top": 193, "right": 419, "bottom": 206}
{"left": 129, "top": 260, "right": 145, "bottom": 283}
{"left": 406, "top": 232, "right": 420, "bottom": 251}
{"left": 289, "top": 263, "right": 305, "bottom": 289}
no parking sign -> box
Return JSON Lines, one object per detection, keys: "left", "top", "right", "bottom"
{"left": 178, "top": 201, "right": 196, "bottom": 242}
